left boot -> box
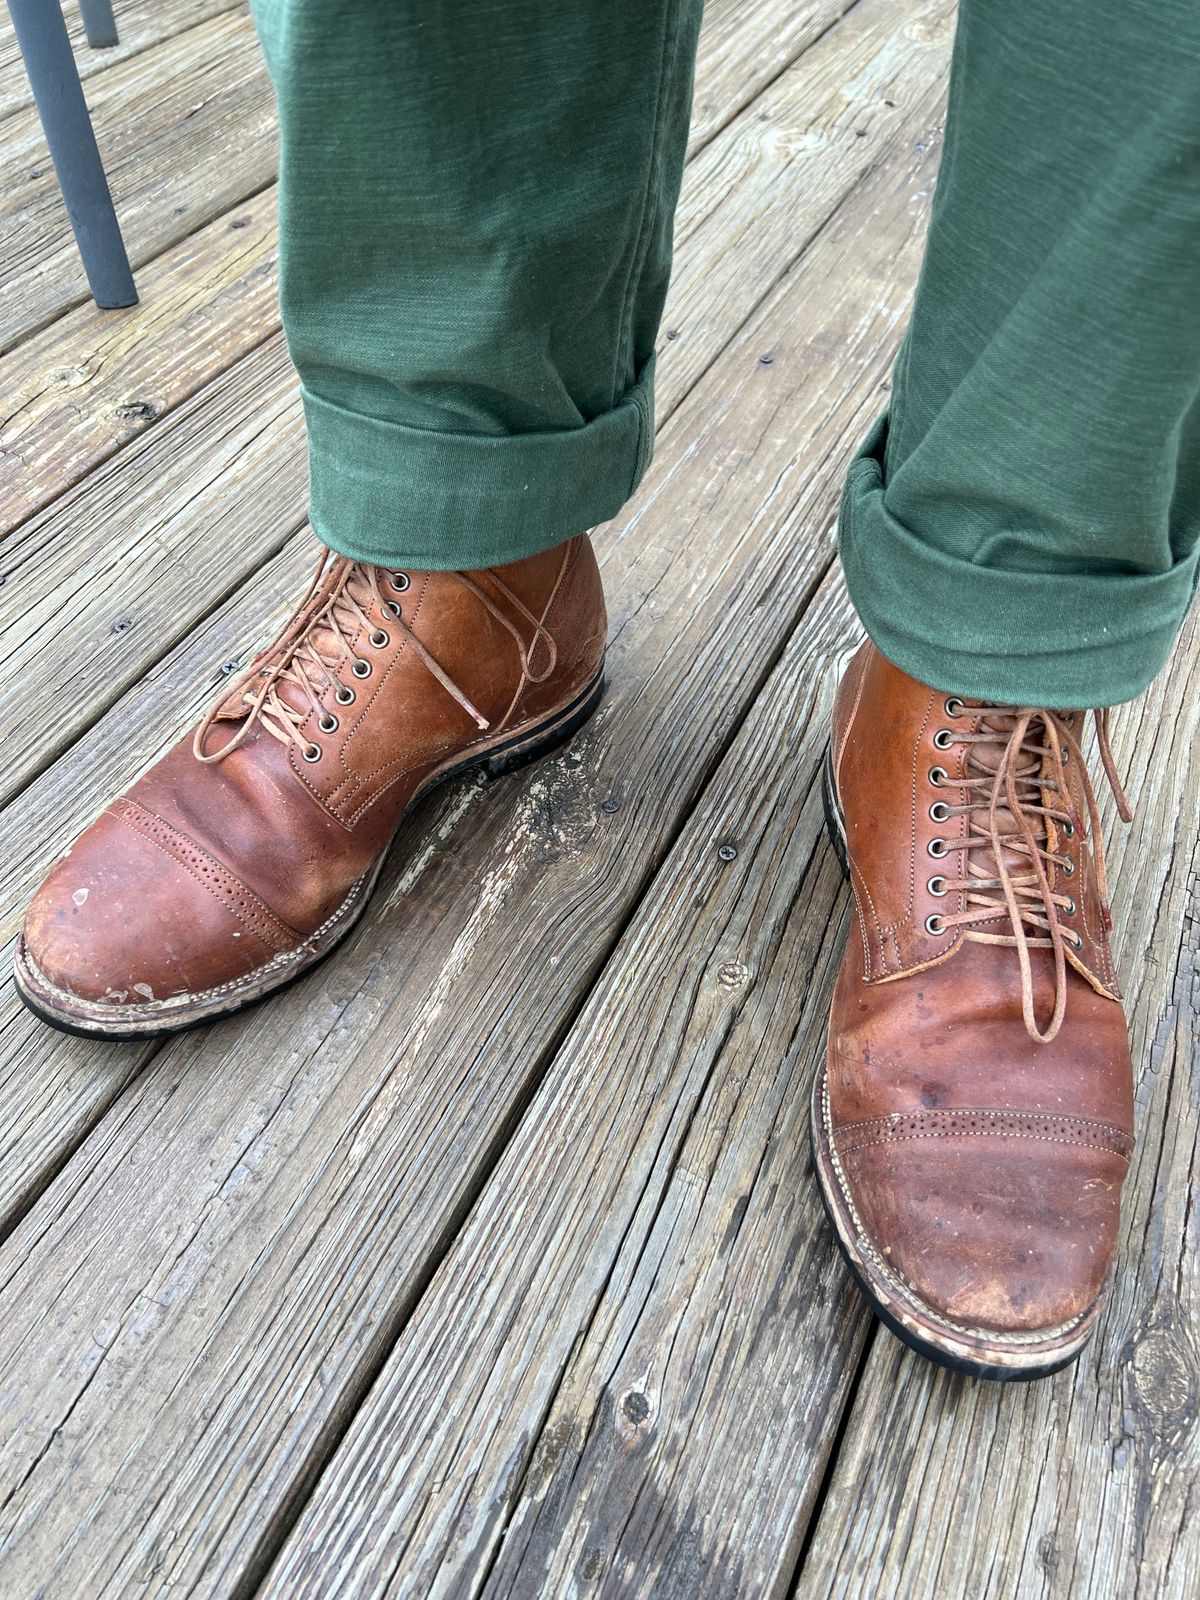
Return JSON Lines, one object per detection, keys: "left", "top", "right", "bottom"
{"left": 15, "top": 535, "right": 606, "bottom": 1039}
{"left": 813, "top": 641, "right": 1135, "bottom": 1379}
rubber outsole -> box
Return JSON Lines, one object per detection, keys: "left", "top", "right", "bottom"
{"left": 813, "top": 744, "right": 1092, "bottom": 1382}
{"left": 14, "top": 670, "right": 606, "bottom": 1043}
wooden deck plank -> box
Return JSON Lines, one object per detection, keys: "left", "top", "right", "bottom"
{"left": 0, "top": 10, "right": 274, "bottom": 354}
{"left": 794, "top": 628, "right": 1200, "bottom": 1600}
{"left": 0, "top": 0, "right": 953, "bottom": 808}
{"left": 0, "top": 334, "right": 308, "bottom": 809}
{"left": 0, "top": 187, "right": 278, "bottom": 539}
{"left": 0, "top": 98, "right": 939, "bottom": 1600}
{"left": 0, "top": 0, "right": 853, "bottom": 541}
{"left": 0, "top": 1, "right": 241, "bottom": 123}
{"left": 687, "top": 0, "right": 853, "bottom": 157}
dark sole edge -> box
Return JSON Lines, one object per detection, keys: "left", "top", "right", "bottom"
{"left": 814, "top": 743, "right": 1090, "bottom": 1383}
{"left": 14, "top": 670, "right": 606, "bottom": 1044}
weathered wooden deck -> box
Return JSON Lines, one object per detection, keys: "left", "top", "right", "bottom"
{"left": 0, "top": 3, "right": 1196, "bottom": 1596}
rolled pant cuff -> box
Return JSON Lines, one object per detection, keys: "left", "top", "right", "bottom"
{"left": 303, "top": 356, "right": 656, "bottom": 571}
{"left": 839, "top": 418, "right": 1199, "bottom": 709}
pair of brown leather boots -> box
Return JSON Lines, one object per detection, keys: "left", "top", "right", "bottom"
{"left": 16, "top": 534, "right": 1135, "bottom": 1380}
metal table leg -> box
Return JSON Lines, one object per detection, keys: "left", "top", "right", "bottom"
{"left": 7, "top": 0, "right": 136, "bottom": 307}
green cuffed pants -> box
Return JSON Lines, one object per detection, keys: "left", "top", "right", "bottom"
{"left": 249, "top": 0, "right": 1200, "bottom": 708}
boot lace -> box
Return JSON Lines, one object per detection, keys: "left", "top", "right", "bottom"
{"left": 927, "top": 704, "right": 1131, "bottom": 1044}
{"left": 193, "top": 551, "right": 557, "bottom": 765}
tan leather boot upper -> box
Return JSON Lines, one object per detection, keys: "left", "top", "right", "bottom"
{"left": 17, "top": 535, "right": 606, "bottom": 1037}
{"left": 813, "top": 641, "right": 1134, "bottom": 1377}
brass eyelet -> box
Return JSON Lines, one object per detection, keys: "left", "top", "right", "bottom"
{"left": 369, "top": 629, "right": 390, "bottom": 649}
{"left": 929, "top": 801, "right": 951, "bottom": 823}
{"left": 335, "top": 686, "right": 356, "bottom": 706}
{"left": 933, "top": 728, "right": 954, "bottom": 750}
{"left": 944, "top": 697, "right": 964, "bottom": 717}
{"left": 389, "top": 572, "right": 410, "bottom": 592}
{"left": 351, "top": 658, "right": 372, "bottom": 679}
{"left": 302, "top": 744, "right": 322, "bottom": 763}
{"left": 925, "top": 913, "right": 946, "bottom": 936}
{"left": 928, "top": 765, "right": 947, "bottom": 787}
{"left": 318, "top": 713, "right": 338, "bottom": 734}
{"left": 928, "top": 876, "right": 947, "bottom": 897}
{"left": 928, "top": 837, "right": 948, "bottom": 858}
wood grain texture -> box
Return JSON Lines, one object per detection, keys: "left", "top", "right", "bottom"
{"left": 0, "top": 10, "right": 275, "bottom": 353}
{"left": 668, "top": 0, "right": 953, "bottom": 410}
{"left": 0, "top": 187, "right": 278, "bottom": 538}
{"left": 0, "top": 335, "right": 307, "bottom": 807}
{"left": 796, "top": 616, "right": 1200, "bottom": 1600}
{"left": 0, "top": 107, "right": 938, "bottom": 1600}
{"left": 0, "top": 0, "right": 241, "bottom": 122}
{"left": 1, "top": 0, "right": 952, "bottom": 808}
{"left": 688, "top": 0, "right": 853, "bottom": 157}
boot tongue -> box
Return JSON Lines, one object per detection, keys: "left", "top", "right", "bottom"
{"left": 215, "top": 562, "right": 376, "bottom": 724}
{"left": 964, "top": 710, "right": 1048, "bottom": 904}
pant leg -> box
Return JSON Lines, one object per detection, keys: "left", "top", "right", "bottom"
{"left": 839, "top": 0, "right": 1200, "bottom": 708}
{"left": 249, "top": 0, "right": 702, "bottom": 569}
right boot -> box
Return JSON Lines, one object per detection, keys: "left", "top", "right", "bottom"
{"left": 15, "top": 533, "right": 607, "bottom": 1039}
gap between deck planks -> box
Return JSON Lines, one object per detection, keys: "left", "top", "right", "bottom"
{"left": 0, "top": 98, "right": 946, "bottom": 1600}
{"left": 0, "top": 0, "right": 855, "bottom": 534}
{"left": 1, "top": 0, "right": 955, "bottom": 809}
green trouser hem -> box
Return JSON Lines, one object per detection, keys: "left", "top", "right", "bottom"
{"left": 840, "top": 417, "right": 1200, "bottom": 709}
{"left": 306, "top": 356, "right": 655, "bottom": 571}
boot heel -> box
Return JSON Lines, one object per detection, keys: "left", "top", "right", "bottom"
{"left": 483, "top": 670, "right": 606, "bottom": 779}
{"left": 822, "top": 745, "right": 850, "bottom": 879}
